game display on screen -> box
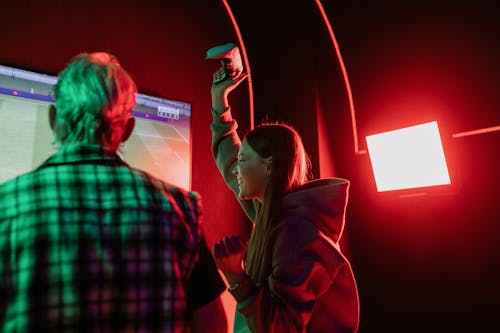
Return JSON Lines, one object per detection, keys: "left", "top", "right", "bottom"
{"left": 0, "top": 64, "right": 192, "bottom": 190}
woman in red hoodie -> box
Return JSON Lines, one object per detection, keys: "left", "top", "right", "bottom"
{"left": 210, "top": 66, "right": 359, "bottom": 333}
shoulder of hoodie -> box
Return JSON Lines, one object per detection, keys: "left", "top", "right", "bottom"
{"left": 267, "top": 215, "right": 346, "bottom": 269}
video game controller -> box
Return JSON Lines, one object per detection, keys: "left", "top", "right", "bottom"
{"left": 206, "top": 43, "right": 243, "bottom": 83}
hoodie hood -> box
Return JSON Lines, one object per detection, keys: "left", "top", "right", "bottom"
{"left": 280, "top": 178, "right": 349, "bottom": 243}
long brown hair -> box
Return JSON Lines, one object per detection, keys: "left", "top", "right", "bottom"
{"left": 244, "top": 122, "right": 311, "bottom": 282}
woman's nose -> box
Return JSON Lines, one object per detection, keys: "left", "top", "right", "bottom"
{"left": 232, "top": 165, "right": 239, "bottom": 176}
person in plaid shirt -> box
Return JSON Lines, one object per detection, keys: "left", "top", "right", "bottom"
{"left": 0, "top": 52, "right": 227, "bottom": 332}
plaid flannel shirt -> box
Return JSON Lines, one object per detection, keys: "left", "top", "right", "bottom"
{"left": 0, "top": 144, "right": 205, "bottom": 332}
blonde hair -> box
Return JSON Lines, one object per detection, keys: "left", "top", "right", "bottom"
{"left": 244, "top": 122, "right": 311, "bottom": 282}
{"left": 52, "top": 52, "right": 137, "bottom": 150}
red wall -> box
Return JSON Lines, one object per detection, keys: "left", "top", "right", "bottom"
{"left": 322, "top": 2, "right": 499, "bottom": 331}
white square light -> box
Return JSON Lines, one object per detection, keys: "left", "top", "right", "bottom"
{"left": 366, "top": 121, "right": 451, "bottom": 192}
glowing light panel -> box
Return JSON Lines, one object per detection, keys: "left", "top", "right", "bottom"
{"left": 366, "top": 121, "right": 451, "bottom": 192}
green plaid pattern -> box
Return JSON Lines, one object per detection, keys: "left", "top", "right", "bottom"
{"left": 0, "top": 144, "right": 203, "bottom": 332}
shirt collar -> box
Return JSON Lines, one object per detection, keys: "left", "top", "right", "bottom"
{"left": 37, "top": 144, "right": 128, "bottom": 169}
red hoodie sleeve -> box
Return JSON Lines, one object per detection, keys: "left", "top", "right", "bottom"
{"left": 210, "top": 107, "right": 259, "bottom": 222}
{"left": 231, "top": 217, "right": 346, "bottom": 333}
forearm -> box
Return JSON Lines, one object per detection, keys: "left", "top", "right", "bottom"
{"left": 210, "top": 107, "right": 239, "bottom": 184}
{"left": 211, "top": 89, "right": 229, "bottom": 113}
{"left": 225, "top": 265, "right": 309, "bottom": 332}
{"left": 210, "top": 107, "right": 257, "bottom": 222}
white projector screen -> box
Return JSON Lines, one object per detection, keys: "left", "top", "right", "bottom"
{"left": 0, "top": 64, "right": 192, "bottom": 190}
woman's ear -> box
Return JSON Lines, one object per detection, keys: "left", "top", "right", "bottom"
{"left": 265, "top": 156, "right": 272, "bottom": 176}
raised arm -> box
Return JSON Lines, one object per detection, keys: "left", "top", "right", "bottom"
{"left": 209, "top": 68, "right": 258, "bottom": 222}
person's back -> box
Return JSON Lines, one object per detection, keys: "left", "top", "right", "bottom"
{"left": 0, "top": 52, "right": 227, "bottom": 332}
{"left": 0, "top": 144, "right": 202, "bottom": 331}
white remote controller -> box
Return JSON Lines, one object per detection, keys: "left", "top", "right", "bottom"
{"left": 206, "top": 43, "right": 243, "bottom": 83}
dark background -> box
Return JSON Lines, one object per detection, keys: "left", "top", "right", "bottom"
{"left": 1, "top": 1, "right": 498, "bottom": 331}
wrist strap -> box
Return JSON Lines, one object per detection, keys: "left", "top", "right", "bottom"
{"left": 228, "top": 275, "right": 251, "bottom": 292}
